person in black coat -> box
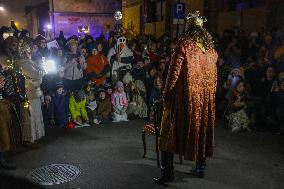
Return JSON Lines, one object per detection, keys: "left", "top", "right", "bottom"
{"left": 131, "top": 60, "right": 147, "bottom": 83}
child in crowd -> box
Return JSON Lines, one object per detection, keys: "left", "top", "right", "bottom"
{"left": 225, "top": 68, "right": 244, "bottom": 100}
{"left": 94, "top": 88, "right": 112, "bottom": 124}
{"left": 131, "top": 80, "right": 148, "bottom": 118}
{"left": 104, "top": 82, "right": 113, "bottom": 100}
{"left": 123, "top": 72, "right": 148, "bottom": 119}
{"left": 227, "top": 80, "right": 251, "bottom": 132}
{"left": 49, "top": 82, "right": 69, "bottom": 128}
{"left": 112, "top": 81, "right": 128, "bottom": 122}
{"left": 145, "top": 65, "right": 158, "bottom": 104}
{"left": 84, "top": 85, "right": 97, "bottom": 123}
{"left": 69, "top": 90, "right": 90, "bottom": 126}
{"left": 149, "top": 75, "right": 163, "bottom": 121}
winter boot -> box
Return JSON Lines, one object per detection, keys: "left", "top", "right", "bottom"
{"left": 189, "top": 161, "right": 206, "bottom": 178}
{"left": 153, "top": 151, "right": 174, "bottom": 185}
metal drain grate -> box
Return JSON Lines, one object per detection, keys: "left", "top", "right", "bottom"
{"left": 27, "top": 164, "right": 81, "bottom": 186}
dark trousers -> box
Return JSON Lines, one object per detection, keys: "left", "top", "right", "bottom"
{"left": 63, "top": 78, "right": 85, "bottom": 91}
{"left": 160, "top": 151, "right": 174, "bottom": 179}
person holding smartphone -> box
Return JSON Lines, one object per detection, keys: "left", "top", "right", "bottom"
{"left": 63, "top": 39, "right": 87, "bottom": 91}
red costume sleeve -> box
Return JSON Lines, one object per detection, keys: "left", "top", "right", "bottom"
{"left": 163, "top": 43, "right": 187, "bottom": 100}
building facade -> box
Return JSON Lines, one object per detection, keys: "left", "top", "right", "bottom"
{"left": 25, "top": 1, "right": 50, "bottom": 38}
{"left": 205, "top": 0, "right": 284, "bottom": 35}
{"left": 122, "top": 0, "right": 203, "bottom": 38}
{"left": 123, "top": 0, "right": 284, "bottom": 38}
{"left": 49, "top": 0, "right": 121, "bottom": 38}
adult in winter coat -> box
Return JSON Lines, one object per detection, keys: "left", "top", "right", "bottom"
{"left": 63, "top": 39, "right": 87, "bottom": 91}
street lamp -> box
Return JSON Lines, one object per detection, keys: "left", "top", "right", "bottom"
{"left": 46, "top": 24, "right": 52, "bottom": 30}
{"left": 44, "top": 23, "right": 53, "bottom": 40}
{"left": 114, "top": 11, "right": 122, "bottom": 33}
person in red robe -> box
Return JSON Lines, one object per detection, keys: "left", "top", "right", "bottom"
{"left": 86, "top": 44, "right": 110, "bottom": 87}
{"left": 154, "top": 11, "right": 218, "bottom": 185}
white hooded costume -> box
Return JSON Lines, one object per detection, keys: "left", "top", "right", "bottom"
{"left": 107, "top": 36, "right": 134, "bottom": 81}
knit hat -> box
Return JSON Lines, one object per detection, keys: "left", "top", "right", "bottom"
{"left": 66, "top": 39, "right": 78, "bottom": 48}
{"left": 104, "top": 82, "right": 112, "bottom": 89}
{"left": 98, "top": 88, "right": 105, "bottom": 94}
{"left": 56, "top": 81, "right": 64, "bottom": 89}
{"left": 116, "top": 81, "right": 124, "bottom": 88}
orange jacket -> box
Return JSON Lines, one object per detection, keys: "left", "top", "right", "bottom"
{"left": 86, "top": 54, "right": 109, "bottom": 86}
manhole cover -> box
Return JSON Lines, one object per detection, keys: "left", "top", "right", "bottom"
{"left": 27, "top": 164, "right": 81, "bottom": 186}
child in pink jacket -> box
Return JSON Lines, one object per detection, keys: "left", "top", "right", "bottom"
{"left": 112, "top": 81, "right": 128, "bottom": 122}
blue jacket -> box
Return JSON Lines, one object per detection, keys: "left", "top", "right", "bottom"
{"left": 50, "top": 93, "right": 69, "bottom": 125}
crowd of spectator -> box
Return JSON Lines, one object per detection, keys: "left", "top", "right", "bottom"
{"left": 0, "top": 24, "right": 284, "bottom": 171}
{"left": 216, "top": 28, "right": 284, "bottom": 133}
{"left": 0, "top": 26, "right": 175, "bottom": 169}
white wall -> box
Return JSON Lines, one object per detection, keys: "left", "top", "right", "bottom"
{"left": 0, "top": 0, "right": 46, "bottom": 28}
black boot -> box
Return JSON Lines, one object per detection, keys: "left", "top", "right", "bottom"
{"left": 153, "top": 151, "right": 174, "bottom": 185}
{"left": 0, "top": 156, "right": 17, "bottom": 170}
{"left": 189, "top": 161, "right": 206, "bottom": 178}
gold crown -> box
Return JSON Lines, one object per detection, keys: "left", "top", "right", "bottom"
{"left": 186, "top": 11, "right": 207, "bottom": 27}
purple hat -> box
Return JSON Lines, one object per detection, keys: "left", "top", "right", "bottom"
{"left": 116, "top": 81, "right": 124, "bottom": 88}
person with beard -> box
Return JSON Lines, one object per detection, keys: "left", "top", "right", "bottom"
{"left": 35, "top": 35, "right": 50, "bottom": 58}
{"left": 154, "top": 11, "right": 218, "bottom": 185}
